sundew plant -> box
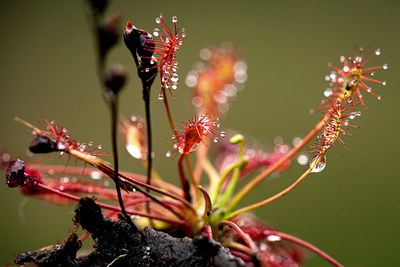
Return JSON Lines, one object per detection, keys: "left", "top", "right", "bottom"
{"left": 1, "top": 1, "right": 392, "bottom": 266}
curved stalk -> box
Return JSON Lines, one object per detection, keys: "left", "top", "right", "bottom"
{"left": 228, "top": 116, "right": 327, "bottom": 211}
{"left": 262, "top": 230, "right": 343, "bottom": 267}
{"left": 178, "top": 154, "right": 192, "bottom": 202}
{"left": 225, "top": 167, "right": 312, "bottom": 220}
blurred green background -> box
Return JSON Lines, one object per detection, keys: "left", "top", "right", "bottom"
{"left": 1, "top": 1, "right": 399, "bottom": 266}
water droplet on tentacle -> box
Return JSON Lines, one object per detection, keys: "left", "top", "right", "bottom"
{"left": 310, "top": 155, "right": 326, "bottom": 173}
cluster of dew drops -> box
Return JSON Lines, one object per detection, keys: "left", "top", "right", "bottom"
{"left": 323, "top": 48, "right": 388, "bottom": 100}
{"left": 149, "top": 15, "right": 186, "bottom": 100}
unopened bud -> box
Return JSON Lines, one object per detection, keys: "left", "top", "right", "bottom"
{"left": 29, "top": 135, "right": 58, "bottom": 154}
{"left": 124, "top": 20, "right": 157, "bottom": 88}
{"left": 97, "top": 14, "right": 121, "bottom": 57}
{"left": 103, "top": 64, "right": 127, "bottom": 96}
{"left": 85, "top": 0, "right": 108, "bottom": 16}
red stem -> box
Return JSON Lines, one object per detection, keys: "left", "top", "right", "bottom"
{"left": 217, "top": 221, "right": 257, "bottom": 252}
{"left": 263, "top": 230, "right": 343, "bottom": 267}
{"left": 29, "top": 164, "right": 182, "bottom": 195}
{"left": 35, "top": 183, "right": 186, "bottom": 226}
{"left": 178, "top": 154, "right": 192, "bottom": 202}
{"left": 229, "top": 250, "right": 252, "bottom": 262}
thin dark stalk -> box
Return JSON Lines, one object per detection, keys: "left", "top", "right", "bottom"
{"left": 143, "top": 88, "right": 153, "bottom": 186}
{"left": 143, "top": 87, "right": 153, "bottom": 225}
{"left": 36, "top": 183, "right": 185, "bottom": 226}
{"left": 110, "top": 97, "right": 131, "bottom": 223}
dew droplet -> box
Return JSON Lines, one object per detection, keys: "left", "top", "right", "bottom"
{"left": 310, "top": 155, "right": 326, "bottom": 173}
{"left": 367, "top": 87, "right": 372, "bottom": 93}
{"left": 166, "top": 151, "right": 172, "bottom": 158}
{"left": 98, "top": 144, "right": 103, "bottom": 149}
{"left": 191, "top": 96, "right": 202, "bottom": 107}
{"left": 60, "top": 177, "right": 69, "bottom": 183}
{"left": 171, "top": 84, "right": 177, "bottom": 90}
{"left": 370, "top": 72, "right": 375, "bottom": 76}
{"left": 382, "top": 81, "right": 387, "bottom": 86}
{"left": 171, "top": 73, "right": 179, "bottom": 83}
{"left": 383, "top": 63, "right": 389, "bottom": 70}
{"left": 90, "top": 171, "right": 102, "bottom": 180}
{"left": 88, "top": 141, "right": 93, "bottom": 147}
{"left": 377, "top": 95, "right": 382, "bottom": 100}
{"left": 126, "top": 144, "right": 142, "bottom": 159}
{"left": 172, "top": 16, "right": 178, "bottom": 23}
{"left": 297, "top": 154, "right": 308, "bottom": 165}
{"left": 292, "top": 137, "right": 302, "bottom": 147}
{"left": 153, "top": 28, "right": 160, "bottom": 37}
{"left": 155, "top": 17, "right": 161, "bottom": 24}
{"left": 158, "top": 93, "right": 164, "bottom": 100}
{"left": 220, "top": 132, "right": 226, "bottom": 138}
{"left": 1, "top": 153, "right": 10, "bottom": 162}
{"left": 213, "top": 138, "right": 219, "bottom": 143}
{"left": 145, "top": 68, "right": 149, "bottom": 72}
{"left": 323, "top": 88, "right": 333, "bottom": 97}
{"left": 267, "top": 235, "right": 282, "bottom": 242}
{"left": 375, "top": 48, "right": 381, "bottom": 56}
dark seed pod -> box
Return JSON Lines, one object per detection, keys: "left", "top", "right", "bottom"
{"left": 103, "top": 64, "right": 127, "bottom": 97}
{"left": 97, "top": 14, "right": 121, "bottom": 58}
{"left": 85, "top": 0, "right": 108, "bottom": 16}
{"left": 29, "top": 135, "right": 58, "bottom": 154}
{"left": 124, "top": 21, "right": 157, "bottom": 89}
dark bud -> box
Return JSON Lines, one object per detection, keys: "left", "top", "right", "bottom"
{"left": 6, "top": 159, "right": 27, "bottom": 188}
{"left": 138, "top": 34, "right": 157, "bottom": 90}
{"left": 123, "top": 20, "right": 157, "bottom": 90}
{"left": 123, "top": 20, "right": 142, "bottom": 67}
{"left": 138, "top": 34, "right": 155, "bottom": 62}
{"left": 85, "top": 0, "right": 108, "bottom": 16}
{"left": 103, "top": 64, "right": 127, "bottom": 97}
{"left": 29, "top": 135, "right": 58, "bottom": 154}
{"left": 97, "top": 14, "right": 121, "bottom": 58}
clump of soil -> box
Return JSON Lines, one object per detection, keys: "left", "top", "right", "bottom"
{"left": 15, "top": 197, "right": 241, "bottom": 267}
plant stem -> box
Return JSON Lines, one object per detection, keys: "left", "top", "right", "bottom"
{"left": 216, "top": 221, "right": 257, "bottom": 252}
{"left": 212, "top": 162, "right": 239, "bottom": 204}
{"left": 218, "top": 167, "right": 240, "bottom": 209}
{"left": 29, "top": 164, "right": 182, "bottom": 195}
{"left": 178, "top": 154, "right": 192, "bottom": 202}
{"left": 161, "top": 87, "right": 197, "bottom": 199}
{"left": 143, "top": 86, "right": 153, "bottom": 226}
{"left": 35, "top": 183, "right": 185, "bottom": 226}
{"left": 143, "top": 87, "right": 153, "bottom": 186}
{"left": 228, "top": 116, "right": 327, "bottom": 211}
{"left": 161, "top": 87, "right": 176, "bottom": 131}
{"left": 110, "top": 97, "right": 130, "bottom": 223}
{"left": 225, "top": 167, "right": 312, "bottom": 220}
{"left": 262, "top": 230, "right": 343, "bottom": 267}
